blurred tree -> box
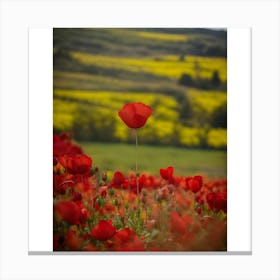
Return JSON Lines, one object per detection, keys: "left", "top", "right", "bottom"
{"left": 72, "top": 105, "right": 117, "bottom": 142}
{"left": 204, "top": 44, "right": 227, "bottom": 57}
{"left": 177, "top": 93, "right": 192, "bottom": 121}
{"left": 198, "top": 125, "right": 210, "bottom": 149}
{"left": 72, "top": 108, "right": 92, "bottom": 141}
{"left": 179, "top": 54, "right": 185, "bottom": 62}
{"left": 178, "top": 73, "right": 194, "bottom": 87}
{"left": 211, "top": 101, "right": 227, "bottom": 128}
{"left": 211, "top": 70, "right": 221, "bottom": 87}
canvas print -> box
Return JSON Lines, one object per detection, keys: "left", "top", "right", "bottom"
{"left": 53, "top": 28, "right": 227, "bottom": 251}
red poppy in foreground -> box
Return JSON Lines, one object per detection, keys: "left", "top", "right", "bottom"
{"left": 53, "top": 133, "right": 83, "bottom": 157}
{"left": 112, "top": 228, "right": 145, "bottom": 251}
{"left": 170, "top": 210, "right": 186, "bottom": 235}
{"left": 206, "top": 191, "right": 227, "bottom": 213}
{"left": 59, "top": 154, "right": 92, "bottom": 175}
{"left": 54, "top": 201, "right": 81, "bottom": 225}
{"left": 90, "top": 220, "right": 116, "bottom": 241}
{"left": 64, "top": 228, "right": 83, "bottom": 250}
{"left": 118, "top": 102, "right": 152, "bottom": 129}
{"left": 186, "top": 175, "right": 203, "bottom": 193}
{"left": 109, "top": 171, "right": 126, "bottom": 188}
{"left": 160, "top": 166, "right": 174, "bottom": 181}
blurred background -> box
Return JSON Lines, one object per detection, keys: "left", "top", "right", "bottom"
{"left": 53, "top": 28, "right": 227, "bottom": 178}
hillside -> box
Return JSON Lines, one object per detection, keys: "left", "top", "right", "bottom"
{"left": 53, "top": 28, "right": 227, "bottom": 149}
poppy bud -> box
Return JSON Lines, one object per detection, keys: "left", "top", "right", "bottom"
{"left": 109, "top": 188, "right": 115, "bottom": 197}
{"left": 140, "top": 194, "right": 147, "bottom": 204}
{"left": 96, "top": 196, "right": 105, "bottom": 207}
{"left": 141, "top": 189, "right": 148, "bottom": 197}
{"left": 113, "top": 198, "right": 119, "bottom": 207}
{"left": 167, "top": 184, "right": 175, "bottom": 194}
{"left": 155, "top": 190, "right": 163, "bottom": 202}
{"left": 102, "top": 172, "right": 107, "bottom": 181}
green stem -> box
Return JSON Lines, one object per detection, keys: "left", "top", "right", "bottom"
{"left": 135, "top": 129, "right": 138, "bottom": 172}
{"left": 135, "top": 129, "right": 139, "bottom": 196}
{"left": 145, "top": 206, "right": 148, "bottom": 225}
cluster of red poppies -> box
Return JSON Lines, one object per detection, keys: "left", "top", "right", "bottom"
{"left": 53, "top": 132, "right": 227, "bottom": 251}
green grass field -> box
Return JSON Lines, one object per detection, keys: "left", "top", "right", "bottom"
{"left": 80, "top": 142, "right": 227, "bottom": 179}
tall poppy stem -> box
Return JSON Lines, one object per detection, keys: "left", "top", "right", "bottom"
{"left": 135, "top": 129, "right": 139, "bottom": 196}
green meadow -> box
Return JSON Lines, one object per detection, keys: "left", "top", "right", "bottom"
{"left": 80, "top": 142, "right": 227, "bottom": 179}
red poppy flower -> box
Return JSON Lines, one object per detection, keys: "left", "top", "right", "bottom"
{"left": 160, "top": 166, "right": 174, "bottom": 181}
{"left": 90, "top": 220, "right": 116, "bottom": 241}
{"left": 53, "top": 234, "right": 60, "bottom": 251}
{"left": 53, "top": 133, "right": 83, "bottom": 157}
{"left": 170, "top": 210, "right": 186, "bottom": 235}
{"left": 114, "top": 228, "right": 134, "bottom": 243}
{"left": 64, "top": 228, "right": 83, "bottom": 250}
{"left": 104, "top": 203, "right": 116, "bottom": 213}
{"left": 112, "top": 228, "right": 145, "bottom": 251}
{"left": 84, "top": 243, "right": 98, "bottom": 251}
{"left": 206, "top": 191, "right": 227, "bottom": 213}
{"left": 54, "top": 201, "right": 81, "bottom": 225}
{"left": 127, "top": 173, "right": 144, "bottom": 194}
{"left": 99, "top": 186, "right": 108, "bottom": 197}
{"left": 186, "top": 175, "right": 203, "bottom": 193}
{"left": 53, "top": 175, "right": 75, "bottom": 195}
{"left": 72, "top": 191, "right": 82, "bottom": 201}
{"left": 59, "top": 154, "right": 92, "bottom": 175}
{"left": 109, "top": 171, "right": 126, "bottom": 187}
{"left": 118, "top": 102, "right": 152, "bottom": 129}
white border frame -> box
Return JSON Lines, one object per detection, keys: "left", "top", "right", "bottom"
{"left": 1, "top": 0, "right": 279, "bottom": 279}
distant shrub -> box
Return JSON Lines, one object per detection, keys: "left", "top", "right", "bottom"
{"left": 178, "top": 126, "right": 202, "bottom": 147}
{"left": 188, "top": 89, "right": 227, "bottom": 127}
{"left": 179, "top": 54, "right": 185, "bottom": 62}
{"left": 72, "top": 105, "right": 117, "bottom": 142}
{"left": 207, "top": 129, "right": 227, "bottom": 149}
{"left": 179, "top": 70, "right": 225, "bottom": 91}
{"left": 204, "top": 44, "right": 227, "bottom": 57}
{"left": 211, "top": 70, "right": 221, "bottom": 87}
{"left": 178, "top": 73, "right": 194, "bottom": 87}
{"left": 177, "top": 93, "right": 192, "bottom": 121}
{"left": 53, "top": 99, "right": 77, "bottom": 132}
{"left": 211, "top": 101, "right": 227, "bottom": 128}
